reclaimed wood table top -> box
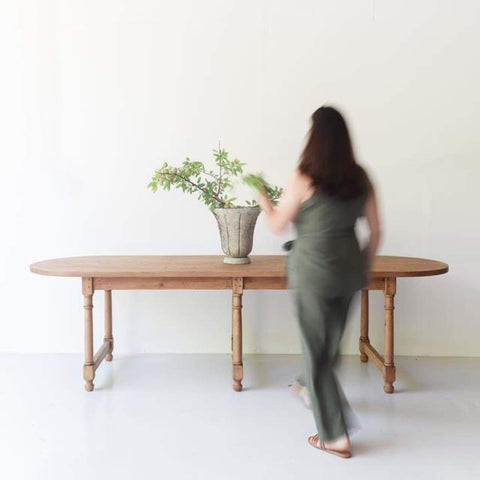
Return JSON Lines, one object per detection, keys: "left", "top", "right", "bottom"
{"left": 30, "top": 255, "right": 449, "bottom": 278}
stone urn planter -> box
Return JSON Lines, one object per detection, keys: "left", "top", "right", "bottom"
{"left": 148, "top": 147, "right": 282, "bottom": 264}
{"left": 212, "top": 206, "right": 261, "bottom": 264}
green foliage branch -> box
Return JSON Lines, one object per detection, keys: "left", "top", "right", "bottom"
{"left": 148, "top": 147, "right": 283, "bottom": 210}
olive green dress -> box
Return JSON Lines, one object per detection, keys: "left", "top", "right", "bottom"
{"left": 284, "top": 186, "right": 369, "bottom": 442}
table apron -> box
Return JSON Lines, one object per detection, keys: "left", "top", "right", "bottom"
{"left": 93, "top": 276, "right": 290, "bottom": 290}
{"left": 367, "top": 278, "right": 387, "bottom": 291}
{"left": 92, "top": 276, "right": 386, "bottom": 291}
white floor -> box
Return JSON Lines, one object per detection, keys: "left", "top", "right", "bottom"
{"left": 1, "top": 354, "right": 479, "bottom": 480}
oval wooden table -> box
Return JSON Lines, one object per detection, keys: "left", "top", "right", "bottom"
{"left": 30, "top": 255, "right": 448, "bottom": 393}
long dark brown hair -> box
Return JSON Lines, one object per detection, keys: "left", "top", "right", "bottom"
{"left": 298, "top": 106, "right": 370, "bottom": 199}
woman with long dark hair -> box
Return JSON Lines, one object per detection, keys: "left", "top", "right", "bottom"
{"left": 257, "top": 105, "right": 381, "bottom": 458}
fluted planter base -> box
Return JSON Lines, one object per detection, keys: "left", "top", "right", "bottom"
{"left": 224, "top": 256, "right": 251, "bottom": 265}
{"left": 212, "top": 206, "right": 261, "bottom": 264}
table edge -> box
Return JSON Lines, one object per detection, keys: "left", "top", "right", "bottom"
{"left": 29, "top": 262, "right": 449, "bottom": 279}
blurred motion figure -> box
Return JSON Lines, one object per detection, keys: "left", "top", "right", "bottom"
{"left": 257, "top": 105, "right": 381, "bottom": 458}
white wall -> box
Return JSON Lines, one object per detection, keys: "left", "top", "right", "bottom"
{"left": 1, "top": 0, "right": 479, "bottom": 356}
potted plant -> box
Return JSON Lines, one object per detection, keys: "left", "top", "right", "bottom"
{"left": 148, "top": 147, "right": 283, "bottom": 264}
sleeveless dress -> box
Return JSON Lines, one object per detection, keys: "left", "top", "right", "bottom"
{"left": 284, "top": 183, "right": 369, "bottom": 441}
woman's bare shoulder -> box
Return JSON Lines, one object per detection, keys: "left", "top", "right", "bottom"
{"left": 291, "top": 166, "right": 313, "bottom": 185}
{"left": 359, "top": 165, "right": 375, "bottom": 196}
{"left": 287, "top": 166, "right": 314, "bottom": 200}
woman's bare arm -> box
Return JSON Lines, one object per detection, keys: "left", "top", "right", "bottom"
{"left": 257, "top": 168, "right": 305, "bottom": 234}
{"left": 363, "top": 176, "right": 382, "bottom": 270}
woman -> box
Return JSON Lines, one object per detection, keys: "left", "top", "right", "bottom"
{"left": 256, "top": 105, "right": 381, "bottom": 458}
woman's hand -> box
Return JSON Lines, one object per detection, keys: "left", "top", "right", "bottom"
{"left": 363, "top": 249, "right": 373, "bottom": 286}
{"left": 254, "top": 168, "right": 304, "bottom": 234}
{"left": 257, "top": 192, "right": 274, "bottom": 214}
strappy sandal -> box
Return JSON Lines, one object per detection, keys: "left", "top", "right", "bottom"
{"left": 308, "top": 434, "right": 352, "bottom": 458}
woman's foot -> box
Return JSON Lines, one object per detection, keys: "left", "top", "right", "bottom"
{"left": 288, "top": 380, "right": 311, "bottom": 409}
{"left": 325, "top": 433, "right": 351, "bottom": 451}
{"left": 308, "top": 433, "right": 352, "bottom": 458}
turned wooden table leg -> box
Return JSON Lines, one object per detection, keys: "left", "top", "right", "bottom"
{"left": 359, "top": 289, "right": 370, "bottom": 362}
{"left": 383, "top": 277, "right": 396, "bottom": 393}
{"left": 82, "top": 277, "right": 95, "bottom": 392}
{"left": 232, "top": 277, "right": 244, "bottom": 392}
{"left": 104, "top": 290, "right": 113, "bottom": 361}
